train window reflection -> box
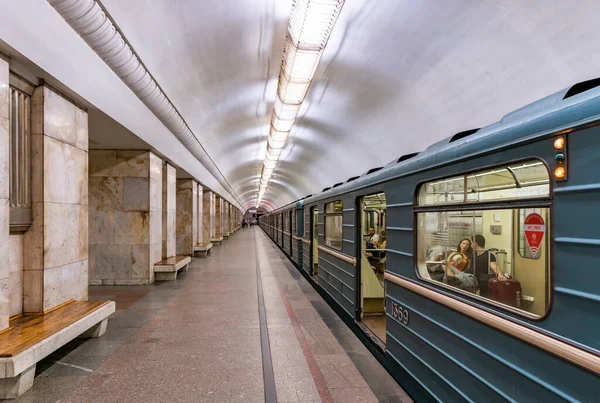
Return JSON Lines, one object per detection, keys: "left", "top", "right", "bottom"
{"left": 418, "top": 160, "right": 550, "bottom": 206}
{"left": 325, "top": 200, "right": 343, "bottom": 250}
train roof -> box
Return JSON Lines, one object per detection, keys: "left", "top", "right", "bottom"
{"left": 297, "top": 79, "right": 600, "bottom": 206}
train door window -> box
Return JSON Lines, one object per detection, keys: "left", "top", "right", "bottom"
{"left": 311, "top": 207, "right": 319, "bottom": 276}
{"left": 324, "top": 200, "right": 343, "bottom": 250}
{"left": 284, "top": 211, "right": 290, "bottom": 233}
{"left": 360, "top": 193, "right": 387, "bottom": 343}
{"left": 415, "top": 160, "right": 551, "bottom": 317}
{"left": 292, "top": 209, "right": 297, "bottom": 235}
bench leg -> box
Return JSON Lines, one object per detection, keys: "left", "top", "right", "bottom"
{"left": 155, "top": 271, "right": 177, "bottom": 281}
{"left": 0, "top": 364, "right": 36, "bottom": 399}
{"left": 78, "top": 318, "right": 108, "bottom": 339}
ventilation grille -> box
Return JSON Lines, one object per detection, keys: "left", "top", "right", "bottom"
{"left": 366, "top": 167, "right": 383, "bottom": 175}
{"left": 346, "top": 176, "right": 360, "bottom": 183}
{"left": 397, "top": 152, "right": 419, "bottom": 163}
{"left": 564, "top": 78, "right": 600, "bottom": 99}
{"left": 322, "top": 187, "right": 331, "bottom": 192}
{"left": 450, "top": 128, "right": 480, "bottom": 143}
{"left": 332, "top": 182, "right": 343, "bottom": 188}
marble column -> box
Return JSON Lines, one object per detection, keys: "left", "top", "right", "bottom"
{"left": 88, "top": 150, "right": 162, "bottom": 285}
{"left": 203, "top": 188, "right": 215, "bottom": 245}
{"left": 222, "top": 201, "right": 230, "bottom": 239}
{"left": 196, "top": 184, "right": 203, "bottom": 246}
{"left": 175, "top": 178, "right": 197, "bottom": 256}
{"left": 213, "top": 195, "right": 222, "bottom": 242}
{"left": 22, "top": 85, "right": 89, "bottom": 313}
{"left": 0, "top": 58, "right": 9, "bottom": 329}
{"left": 162, "top": 163, "right": 176, "bottom": 259}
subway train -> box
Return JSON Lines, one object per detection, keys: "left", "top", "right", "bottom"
{"left": 260, "top": 79, "right": 600, "bottom": 402}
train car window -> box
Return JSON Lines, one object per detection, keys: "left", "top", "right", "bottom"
{"left": 419, "top": 160, "right": 550, "bottom": 206}
{"left": 292, "top": 209, "right": 296, "bottom": 234}
{"left": 284, "top": 211, "right": 290, "bottom": 233}
{"left": 324, "top": 200, "right": 343, "bottom": 250}
{"left": 418, "top": 175, "right": 465, "bottom": 205}
{"left": 416, "top": 161, "right": 551, "bottom": 318}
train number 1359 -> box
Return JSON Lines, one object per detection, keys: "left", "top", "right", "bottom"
{"left": 391, "top": 301, "right": 409, "bottom": 325}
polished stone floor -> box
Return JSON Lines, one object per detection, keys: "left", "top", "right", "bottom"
{"left": 4, "top": 228, "right": 410, "bottom": 403}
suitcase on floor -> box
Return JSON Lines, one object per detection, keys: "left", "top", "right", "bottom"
{"left": 488, "top": 278, "right": 522, "bottom": 308}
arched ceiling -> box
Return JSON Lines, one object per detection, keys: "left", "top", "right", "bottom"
{"left": 99, "top": 0, "right": 600, "bottom": 209}
{"left": 3, "top": 1, "right": 599, "bottom": 211}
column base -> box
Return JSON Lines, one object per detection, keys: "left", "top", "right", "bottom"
{"left": 78, "top": 318, "right": 108, "bottom": 338}
{"left": 0, "top": 364, "right": 35, "bottom": 399}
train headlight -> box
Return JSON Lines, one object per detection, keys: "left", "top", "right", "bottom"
{"left": 553, "top": 136, "right": 567, "bottom": 181}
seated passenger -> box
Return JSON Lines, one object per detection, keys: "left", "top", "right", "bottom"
{"left": 366, "top": 227, "right": 380, "bottom": 249}
{"left": 368, "top": 231, "right": 386, "bottom": 273}
{"left": 447, "top": 238, "right": 473, "bottom": 272}
{"left": 470, "top": 235, "right": 507, "bottom": 297}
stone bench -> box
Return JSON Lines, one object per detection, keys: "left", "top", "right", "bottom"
{"left": 211, "top": 237, "right": 223, "bottom": 246}
{"left": 0, "top": 300, "right": 115, "bottom": 399}
{"left": 222, "top": 233, "right": 230, "bottom": 240}
{"left": 154, "top": 255, "right": 192, "bottom": 281}
{"left": 193, "top": 243, "right": 213, "bottom": 258}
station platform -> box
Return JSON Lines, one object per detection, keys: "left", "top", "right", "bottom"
{"left": 4, "top": 228, "right": 410, "bottom": 403}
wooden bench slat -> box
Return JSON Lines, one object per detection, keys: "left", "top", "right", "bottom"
{"left": 0, "top": 300, "right": 111, "bottom": 358}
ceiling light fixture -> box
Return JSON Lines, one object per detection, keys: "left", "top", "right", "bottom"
{"left": 256, "top": 0, "right": 345, "bottom": 207}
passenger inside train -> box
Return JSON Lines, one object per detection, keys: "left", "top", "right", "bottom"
{"left": 417, "top": 160, "right": 550, "bottom": 317}
{"left": 360, "top": 194, "right": 387, "bottom": 343}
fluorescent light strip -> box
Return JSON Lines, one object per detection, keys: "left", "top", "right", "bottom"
{"left": 256, "top": 0, "right": 345, "bottom": 207}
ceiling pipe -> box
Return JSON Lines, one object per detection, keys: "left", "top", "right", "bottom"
{"left": 47, "top": 0, "right": 242, "bottom": 208}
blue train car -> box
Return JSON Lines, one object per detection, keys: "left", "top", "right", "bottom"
{"left": 260, "top": 79, "right": 600, "bottom": 402}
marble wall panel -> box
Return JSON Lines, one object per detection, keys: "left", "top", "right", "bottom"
{"left": 116, "top": 150, "right": 149, "bottom": 178}
{"left": 89, "top": 150, "right": 117, "bottom": 177}
{"left": 0, "top": 57, "right": 8, "bottom": 119}
{"left": 113, "top": 211, "right": 150, "bottom": 245}
{"left": 9, "top": 269, "right": 23, "bottom": 317}
{"left": 192, "top": 181, "right": 198, "bottom": 246}
{"left": 149, "top": 152, "right": 162, "bottom": 182}
{"left": 131, "top": 244, "right": 150, "bottom": 280}
{"left": 149, "top": 177, "right": 161, "bottom": 213}
{"left": 195, "top": 184, "right": 202, "bottom": 245}
{"left": 123, "top": 177, "right": 149, "bottom": 211}
{"left": 162, "top": 164, "right": 176, "bottom": 258}
{"left": 43, "top": 203, "right": 82, "bottom": 269}
{"left": 8, "top": 235, "right": 23, "bottom": 316}
{"left": 214, "top": 195, "right": 221, "bottom": 238}
{"left": 43, "top": 260, "right": 87, "bottom": 310}
{"left": 150, "top": 241, "right": 162, "bottom": 273}
{"left": 89, "top": 150, "right": 160, "bottom": 284}
{"left": 94, "top": 244, "right": 131, "bottom": 280}
{"left": 0, "top": 63, "right": 8, "bottom": 334}
{"left": 23, "top": 270, "right": 42, "bottom": 314}
{"left": 21, "top": 85, "right": 90, "bottom": 313}
{"left": 89, "top": 176, "right": 123, "bottom": 212}
{"left": 79, "top": 205, "right": 88, "bottom": 261}
{"left": 43, "top": 87, "right": 77, "bottom": 148}
{"left": 175, "top": 179, "right": 194, "bottom": 255}
{"left": 75, "top": 106, "right": 88, "bottom": 151}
